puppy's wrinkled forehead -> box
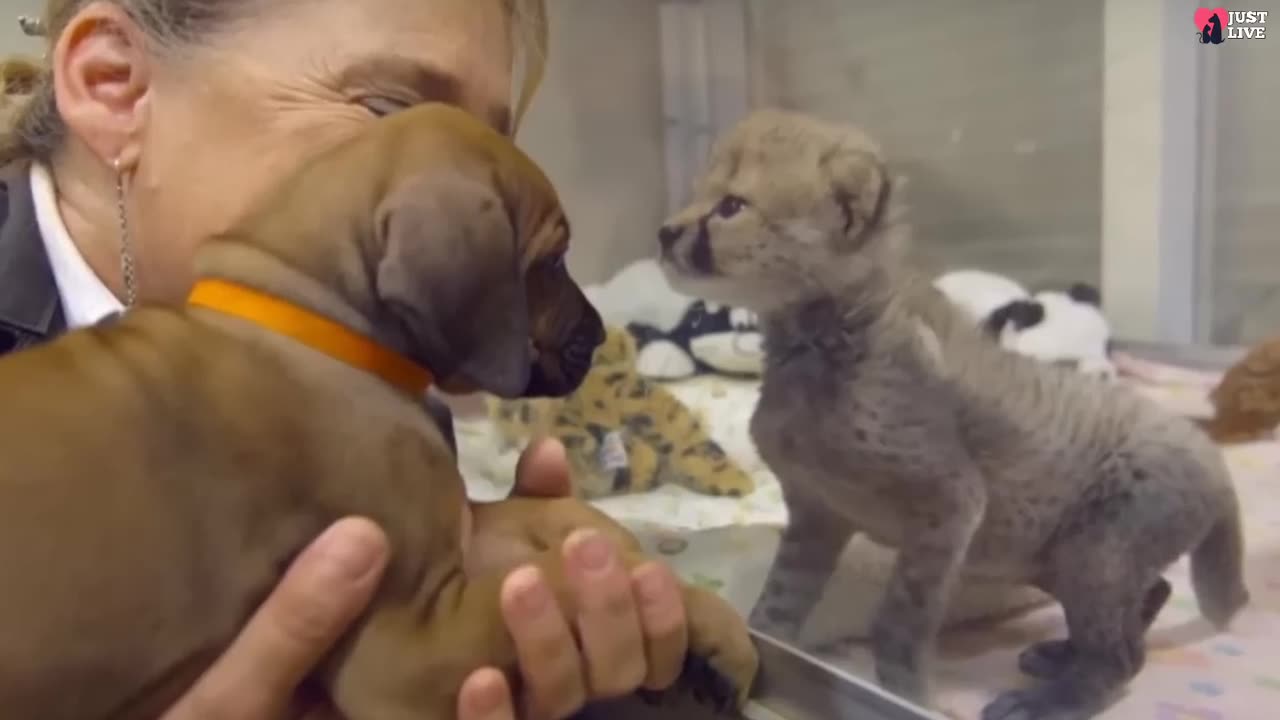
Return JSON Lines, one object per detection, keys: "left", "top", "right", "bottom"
{"left": 379, "top": 103, "right": 568, "bottom": 261}
{"left": 495, "top": 144, "right": 569, "bottom": 259}
{"left": 695, "top": 110, "right": 883, "bottom": 213}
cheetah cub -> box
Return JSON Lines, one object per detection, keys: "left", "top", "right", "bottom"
{"left": 656, "top": 109, "right": 1249, "bottom": 720}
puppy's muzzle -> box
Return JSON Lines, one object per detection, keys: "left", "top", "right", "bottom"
{"left": 525, "top": 300, "right": 605, "bottom": 397}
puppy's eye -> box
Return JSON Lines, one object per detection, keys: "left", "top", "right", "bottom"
{"left": 549, "top": 253, "right": 567, "bottom": 270}
{"left": 358, "top": 96, "right": 411, "bottom": 117}
{"left": 715, "top": 194, "right": 748, "bottom": 219}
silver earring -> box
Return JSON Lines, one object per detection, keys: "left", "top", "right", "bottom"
{"left": 17, "top": 15, "right": 45, "bottom": 37}
{"left": 113, "top": 158, "right": 137, "bottom": 309}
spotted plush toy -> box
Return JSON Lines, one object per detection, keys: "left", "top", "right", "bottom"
{"left": 488, "top": 326, "right": 756, "bottom": 499}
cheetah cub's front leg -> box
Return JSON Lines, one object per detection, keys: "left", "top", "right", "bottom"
{"left": 869, "top": 453, "right": 986, "bottom": 705}
{"left": 747, "top": 490, "right": 855, "bottom": 641}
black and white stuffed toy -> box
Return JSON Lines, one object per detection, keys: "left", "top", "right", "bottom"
{"left": 626, "top": 301, "right": 762, "bottom": 379}
{"left": 583, "top": 259, "right": 764, "bottom": 380}
{"left": 934, "top": 269, "right": 1116, "bottom": 378}
{"left": 934, "top": 269, "right": 1031, "bottom": 326}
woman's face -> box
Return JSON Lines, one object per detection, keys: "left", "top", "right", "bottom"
{"left": 127, "top": 0, "right": 517, "bottom": 300}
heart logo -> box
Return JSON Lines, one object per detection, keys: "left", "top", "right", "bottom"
{"left": 1194, "top": 7, "right": 1228, "bottom": 31}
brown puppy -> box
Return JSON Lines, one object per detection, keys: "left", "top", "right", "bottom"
{"left": 0, "top": 103, "right": 757, "bottom": 720}
{"left": 1197, "top": 334, "right": 1280, "bottom": 444}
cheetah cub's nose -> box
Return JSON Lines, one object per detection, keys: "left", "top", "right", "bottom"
{"left": 658, "top": 224, "right": 683, "bottom": 252}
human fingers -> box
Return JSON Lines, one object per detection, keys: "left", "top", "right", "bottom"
{"left": 563, "top": 529, "right": 647, "bottom": 700}
{"left": 630, "top": 561, "right": 689, "bottom": 690}
{"left": 511, "top": 437, "right": 572, "bottom": 498}
{"left": 499, "top": 565, "right": 587, "bottom": 719}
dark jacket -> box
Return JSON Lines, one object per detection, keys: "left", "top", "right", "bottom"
{"left": 0, "top": 160, "right": 457, "bottom": 450}
{"left": 0, "top": 160, "right": 64, "bottom": 358}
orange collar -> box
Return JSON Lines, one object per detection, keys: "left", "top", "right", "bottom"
{"left": 187, "top": 278, "right": 433, "bottom": 396}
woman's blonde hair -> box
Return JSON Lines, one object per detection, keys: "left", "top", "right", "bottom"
{"left": 0, "top": 0, "right": 548, "bottom": 166}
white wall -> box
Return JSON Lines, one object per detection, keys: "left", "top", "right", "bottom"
{"left": 519, "top": 0, "right": 667, "bottom": 286}
{"left": 0, "top": 0, "right": 43, "bottom": 56}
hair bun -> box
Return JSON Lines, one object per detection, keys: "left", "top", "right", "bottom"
{"left": 0, "top": 57, "right": 42, "bottom": 98}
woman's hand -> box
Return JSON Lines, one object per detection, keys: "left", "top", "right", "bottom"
{"left": 161, "top": 438, "right": 689, "bottom": 720}
{"left": 458, "top": 438, "right": 690, "bottom": 720}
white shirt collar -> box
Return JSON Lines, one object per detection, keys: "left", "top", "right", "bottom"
{"left": 30, "top": 162, "right": 124, "bottom": 329}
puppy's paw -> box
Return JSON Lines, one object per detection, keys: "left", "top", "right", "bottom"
{"left": 663, "top": 586, "right": 759, "bottom": 712}
{"left": 478, "top": 499, "right": 759, "bottom": 711}
{"left": 636, "top": 653, "right": 744, "bottom": 714}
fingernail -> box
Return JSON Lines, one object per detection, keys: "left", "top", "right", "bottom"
{"left": 467, "top": 670, "right": 507, "bottom": 715}
{"left": 313, "top": 518, "right": 386, "bottom": 583}
{"left": 510, "top": 568, "right": 550, "bottom": 615}
{"left": 569, "top": 531, "right": 613, "bottom": 574}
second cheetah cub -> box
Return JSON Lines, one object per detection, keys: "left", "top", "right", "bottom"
{"left": 656, "top": 109, "right": 1249, "bottom": 720}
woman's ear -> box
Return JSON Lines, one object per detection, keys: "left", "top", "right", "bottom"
{"left": 51, "top": 1, "right": 152, "bottom": 167}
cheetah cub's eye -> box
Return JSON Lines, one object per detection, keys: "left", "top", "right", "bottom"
{"left": 715, "top": 194, "right": 748, "bottom": 219}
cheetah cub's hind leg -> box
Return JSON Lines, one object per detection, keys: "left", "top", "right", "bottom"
{"left": 1015, "top": 577, "right": 1171, "bottom": 681}
{"left": 983, "top": 538, "right": 1166, "bottom": 720}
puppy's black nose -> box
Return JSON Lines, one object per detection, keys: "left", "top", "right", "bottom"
{"left": 658, "top": 224, "right": 683, "bottom": 250}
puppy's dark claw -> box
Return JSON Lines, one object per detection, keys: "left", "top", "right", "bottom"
{"left": 681, "top": 653, "right": 740, "bottom": 714}
{"left": 633, "top": 654, "right": 742, "bottom": 714}
{"left": 635, "top": 687, "right": 670, "bottom": 707}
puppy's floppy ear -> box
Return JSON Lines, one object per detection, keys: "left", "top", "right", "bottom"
{"left": 819, "top": 144, "right": 893, "bottom": 252}
{"left": 374, "top": 174, "right": 531, "bottom": 397}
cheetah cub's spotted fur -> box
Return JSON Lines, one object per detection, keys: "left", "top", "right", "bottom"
{"left": 656, "top": 109, "right": 1249, "bottom": 720}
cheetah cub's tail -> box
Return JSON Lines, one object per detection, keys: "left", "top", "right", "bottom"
{"left": 1190, "top": 488, "right": 1250, "bottom": 628}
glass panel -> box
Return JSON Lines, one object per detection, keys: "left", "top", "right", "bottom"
{"left": 1208, "top": 33, "right": 1280, "bottom": 344}
{"left": 455, "top": 5, "right": 1213, "bottom": 717}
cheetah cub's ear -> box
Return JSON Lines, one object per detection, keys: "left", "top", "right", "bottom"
{"left": 819, "top": 141, "right": 894, "bottom": 255}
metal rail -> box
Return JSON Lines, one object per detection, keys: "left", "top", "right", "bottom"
{"left": 575, "top": 629, "right": 938, "bottom": 720}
